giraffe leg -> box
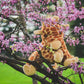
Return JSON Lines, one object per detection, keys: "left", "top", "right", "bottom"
{"left": 23, "top": 51, "right": 40, "bottom": 76}
{"left": 23, "top": 63, "right": 36, "bottom": 76}
{"left": 54, "top": 49, "right": 64, "bottom": 63}
{"left": 64, "top": 57, "right": 79, "bottom": 66}
{"left": 51, "top": 63, "right": 58, "bottom": 70}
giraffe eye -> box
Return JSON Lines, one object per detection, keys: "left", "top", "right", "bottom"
{"left": 44, "top": 34, "right": 47, "bottom": 38}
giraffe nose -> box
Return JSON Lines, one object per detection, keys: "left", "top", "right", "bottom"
{"left": 34, "top": 30, "right": 42, "bottom": 35}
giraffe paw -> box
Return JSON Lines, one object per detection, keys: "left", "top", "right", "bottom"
{"left": 54, "top": 49, "right": 64, "bottom": 63}
{"left": 23, "top": 63, "right": 36, "bottom": 76}
{"left": 64, "top": 57, "right": 79, "bottom": 66}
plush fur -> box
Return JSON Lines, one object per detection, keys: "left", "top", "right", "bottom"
{"left": 23, "top": 63, "right": 36, "bottom": 76}
{"left": 23, "top": 16, "right": 79, "bottom": 76}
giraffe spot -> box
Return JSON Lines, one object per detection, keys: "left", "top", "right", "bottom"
{"left": 45, "top": 55, "right": 49, "bottom": 58}
{"left": 51, "top": 27, "right": 56, "bottom": 31}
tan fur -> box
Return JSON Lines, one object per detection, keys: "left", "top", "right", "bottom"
{"left": 23, "top": 16, "right": 79, "bottom": 75}
{"left": 23, "top": 63, "right": 36, "bottom": 76}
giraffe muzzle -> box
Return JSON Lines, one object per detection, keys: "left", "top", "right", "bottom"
{"left": 34, "top": 30, "right": 42, "bottom": 35}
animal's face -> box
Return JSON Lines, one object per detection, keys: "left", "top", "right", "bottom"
{"left": 34, "top": 23, "right": 61, "bottom": 38}
{"left": 41, "top": 23, "right": 61, "bottom": 38}
{"left": 34, "top": 16, "right": 63, "bottom": 51}
{"left": 34, "top": 15, "right": 60, "bottom": 37}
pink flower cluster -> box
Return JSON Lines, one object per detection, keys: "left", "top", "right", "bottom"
{"left": 33, "top": 35, "right": 40, "bottom": 39}
{"left": 51, "top": 0, "right": 57, "bottom": 3}
{"left": 66, "top": 38, "right": 80, "bottom": 46}
{"left": 38, "top": 0, "right": 50, "bottom": 5}
{"left": 79, "top": 8, "right": 84, "bottom": 19}
{"left": 1, "top": 39, "right": 9, "bottom": 48}
{"left": 74, "top": 26, "right": 84, "bottom": 34}
{"left": 28, "top": 12, "right": 44, "bottom": 25}
{"left": 0, "top": 0, "right": 15, "bottom": 17}
{"left": 42, "top": 17, "right": 58, "bottom": 27}
{"left": 29, "top": 3, "right": 40, "bottom": 12}
{"left": 1, "top": 0, "right": 8, "bottom": 7}
{"left": 1, "top": 8, "right": 15, "bottom": 17}
{"left": 10, "top": 40, "right": 41, "bottom": 56}
{"left": 10, "top": 0, "right": 18, "bottom": 5}
{"left": 0, "top": 31, "right": 42, "bottom": 56}
{"left": 0, "top": 32, "right": 5, "bottom": 41}
{"left": 80, "top": 35, "right": 84, "bottom": 45}
{"left": 61, "top": 25, "right": 70, "bottom": 32}
{"left": 71, "top": 63, "right": 84, "bottom": 74}
{"left": 57, "top": 0, "right": 84, "bottom": 22}
{"left": 0, "top": 32, "right": 9, "bottom": 49}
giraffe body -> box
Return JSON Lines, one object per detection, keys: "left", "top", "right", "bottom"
{"left": 23, "top": 16, "right": 79, "bottom": 75}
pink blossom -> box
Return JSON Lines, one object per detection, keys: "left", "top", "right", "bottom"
{"left": 74, "top": 26, "right": 84, "bottom": 34}
{"left": 80, "top": 35, "right": 84, "bottom": 41}
{"left": 66, "top": 37, "right": 80, "bottom": 46}
{"left": 9, "top": 37, "right": 14, "bottom": 42}
{"left": 38, "top": 0, "right": 50, "bottom": 5}
{"left": 74, "top": 26, "right": 80, "bottom": 34}
{"left": 0, "top": 32, "right": 5, "bottom": 40}
{"left": 10, "top": 0, "right": 18, "bottom": 5}
{"left": 27, "top": 40, "right": 31, "bottom": 44}
{"left": 71, "top": 63, "right": 84, "bottom": 74}
{"left": 1, "top": 39, "right": 9, "bottom": 48}
{"left": 75, "top": 39, "right": 80, "bottom": 45}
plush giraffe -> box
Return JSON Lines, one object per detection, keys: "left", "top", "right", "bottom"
{"left": 23, "top": 16, "right": 79, "bottom": 76}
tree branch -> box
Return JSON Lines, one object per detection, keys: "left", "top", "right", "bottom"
{"left": 0, "top": 13, "right": 17, "bottom": 24}
{"left": 79, "top": 73, "right": 83, "bottom": 84}
{"left": 0, "top": 55, "right": 24, "bottom": 66}
{"left": 3, "top": 46, "right": 54, "bottom": 79}
{"left": 16, "top": 0, "right": 31, "bottom": 40}
{"left": 0, "top": 55, "right": 51, "bottom": 84}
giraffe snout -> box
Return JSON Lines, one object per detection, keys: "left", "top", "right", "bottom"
{"left": 34, "top": 30, "right": 42, "bottom": 35}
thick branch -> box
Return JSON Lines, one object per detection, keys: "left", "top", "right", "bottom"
{"left": 0, "top": 55, "right": 24, "bottom": 66}
{"left": 79, "top": 74, "right": 83, "bottom": 84}
{"left": 0, "top": 55, "right": 51, "bottom": 84}
{"left": 16, "top": 0, "right": 31, "bottom": 40}
{"left": 12, "top": 54, "right": 53, "bottom": 79}
{"left": 0, "top": 13, "right": 17, "bottom": 24}
{"left": 3, "top": 46, "right": 53, "bottom": 79}
{"left": 31, "top": 75, "right": 51, "bottom": 84}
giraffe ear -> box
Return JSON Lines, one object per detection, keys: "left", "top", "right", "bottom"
{"left": 52, "top": 16, "right": 59, "bottom": 22}
{"left": 34, "top": 30, "right": 42, "bottom": 35}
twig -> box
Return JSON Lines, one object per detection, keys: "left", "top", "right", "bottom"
{"left": 31, "top": 75, "right": 51, "bottom": 84}
{"left": 66, "top": 73, "right": 76, "bottom": 78}
{"left": 16, "top": 0, "right": 31, "bottom": 40}
{"left": 59, "top": 75, "right": 75, "bottom": 84}
{"left": 79, "top": 74, "right": 83, "bottom": 84}
{"left": 58, "top": 66, "right": 71, "bottom": 71}
{"left": 0, "top": 13, "right": 17, "bottom": 24}
{"left": 5, "top": 26, "right": 18, "bottom": 39}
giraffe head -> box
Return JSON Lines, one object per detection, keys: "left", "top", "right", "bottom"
{"left": 34, "top": 16, "right": 63, "bottom": 50}
{"left": 34, "top": 16, "right": 61, "bottom": 38}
